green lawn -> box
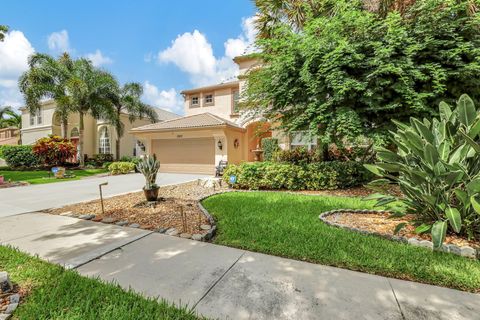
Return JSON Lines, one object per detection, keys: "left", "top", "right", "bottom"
{"left": 0, "top": 246, "right": 200, "bottom": 320}
{"left": 0, "top": 168, "right": 107, "bottom": 184}
{"left": 202, "top": 192, "right": 480, "bottom": 293}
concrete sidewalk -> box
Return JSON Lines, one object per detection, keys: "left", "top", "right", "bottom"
{"left": 0, "top": 172, "right": 208, "bottom": 217}
{"left": 1, "top": 213, "right": 479, "bottom": 320}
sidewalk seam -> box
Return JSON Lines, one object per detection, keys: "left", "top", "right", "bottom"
{"left": 71, "top": 231, "right": 154, "bottom": 270}
{"left": 192, "top": 251, "right": 246, "bottom": 310}
{"left": 388, "top": 279, "right": 406, "bottom": 320}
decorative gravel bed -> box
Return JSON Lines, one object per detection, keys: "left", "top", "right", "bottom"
{"left": 320, "top": 209, "right": 480, "bottom": 259}
{"left": 48, "top": 181, "right": 228, "bottom": 240}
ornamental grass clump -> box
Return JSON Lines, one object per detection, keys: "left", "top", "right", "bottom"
{"left": 365, "top": 94, "right": 480, "bottom": 248}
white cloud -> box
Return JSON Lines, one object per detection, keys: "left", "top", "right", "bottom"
{"left": 156, "top": 16, "right": 258, "bottom": 87}
{"left": 47, "top": 30, "right": 70, "bottom": 53}
{"left": 142, "top": 81, "right": 183, "bottom": 115}
{"left": 158, "top": 30, "right": 217, "bottom": 78}
{"left": 0, "top": 30, "right": 35, "bottom": 108}
{"left": 85, "top": 49, "right": 113, "bottom": 67}
{"left": 224, "top": 16, "right": 258, "bottom": 59}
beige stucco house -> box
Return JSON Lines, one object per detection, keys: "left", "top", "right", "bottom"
{"left": 20, "top": 100, "right": 179, "bottom": 160}
{"left": 131, "top": 55, "right": 316, "bottom": 175}
{"left": 0, "top": 127, "right": 20, "bottom": 146}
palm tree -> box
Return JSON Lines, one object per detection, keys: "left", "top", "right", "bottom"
{"left": 63, "top": 58, "right": 116, "bottom": 166}
{"left": 19, "top": 53, "right": 74, "bottom": 138}
{"left": 0, "top": 107, "right": 22, "bottom": 144}
{"left": 107, "top": 81, "right": 158, "bottom": 160}
{"left": 0, "top": 25, "right": 7, "bottom": 42}
{"left": 1, "top": 108, "right": 21, "bottom": 128}
{"left": 0, "top": 106, "right": 13, "bottom": 127}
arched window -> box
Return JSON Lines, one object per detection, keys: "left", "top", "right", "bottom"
{"left": 70, "top": 127, "right": 79, "bottom": 138}
{"left": 98, "top": 127, "right": 111, "bottom": 154}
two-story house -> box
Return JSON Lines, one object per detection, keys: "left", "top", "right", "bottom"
{"left": 131, "top": 55, "right": 314, "bottom": 174}
{"left": 20, "top": 100, "right": 179, "bottom": 160}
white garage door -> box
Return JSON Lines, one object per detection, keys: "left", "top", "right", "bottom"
{"left": 152, "top": 138, "right": 215, "bottom": 174}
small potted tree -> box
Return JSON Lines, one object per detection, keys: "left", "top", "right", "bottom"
{"left": 137, "top": 154, "right": 160, "bottom": 201}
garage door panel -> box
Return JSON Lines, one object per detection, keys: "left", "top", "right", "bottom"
{"left": 152, "top": 138, "right": 215, "bottom": 174}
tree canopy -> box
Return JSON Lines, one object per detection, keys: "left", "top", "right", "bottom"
{"left": 245, "top": 0, "right": 480, "bottom": 148}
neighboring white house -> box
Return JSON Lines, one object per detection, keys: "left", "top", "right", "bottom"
{"left": 20, "top": 100, "right": 179, "bottom": 159}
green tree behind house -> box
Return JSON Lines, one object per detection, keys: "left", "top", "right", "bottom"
{"left": 246, "top": 0, "right": 480, "bottom": 154}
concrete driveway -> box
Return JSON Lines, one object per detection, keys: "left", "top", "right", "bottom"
{"left": 0, "top": 172, "right": 209, "bottom": 217}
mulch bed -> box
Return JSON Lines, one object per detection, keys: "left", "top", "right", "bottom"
{"left": 324, "top": 211, "right": 480, "bottom": 248}
{"left": 48, "top": 181, "right": 229, "bottom": 235}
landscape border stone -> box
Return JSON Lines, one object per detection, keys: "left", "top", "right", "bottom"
{"left": 0, "top": 272, "right": 19, "bottom": 319}
{"left": 318, "top": 209, "right": 480, "bottom": 260}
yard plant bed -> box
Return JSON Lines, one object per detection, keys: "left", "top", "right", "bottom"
{"left": 0, "top": 246, "right": 199, "bottom": 319}
{"left": 202, "top": 192, "right": 480, "bottom": 292}
{"left": 322, "top": 210, "right": 480, "bottom": 250}
{"left": 49, "top": 181, "right": 227, "bottom": 237}
{"left": 0, "top": 168, "right": 107, "bottom": 185}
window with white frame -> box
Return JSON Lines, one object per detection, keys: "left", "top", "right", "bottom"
{"left": 204, "top": 93, "right": 214, "bottom": 105}
{"left": 29, "top": 113, "right": 35, "bottom": 126}
{"left": 36, "top": 109, "right": 42, "bottom": 124}
{"left": 190, "top": 95, "right": 200, "bottom": 107}
{"left": 232, "top": 90, "right": 240, "bottom": 114}
{"left": 290, "top": 131, "right": 317, "bottom": 151}
{"left": 98, "top": 127, "right": 111, "bottom": 154}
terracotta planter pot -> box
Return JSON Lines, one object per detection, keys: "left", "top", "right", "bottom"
{"left": 143, "top": 187, "right": 159, "bottom": 201}
{"left": 0, "top": 175, "right": 3, "bottom": 185}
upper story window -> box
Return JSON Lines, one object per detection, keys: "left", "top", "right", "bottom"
{"left": 204, "top": 93, "right": 214, "bottom": 106}
{"left": 30, "top": 109, "right": 42, "bottom": 126}
{"left": 232, "top": 90, "right": 240, "bottom": 114}
{"left": 36, "top": 109, "right": 42, "bottom": 124}
{"left": 190, "top": 95, "right": 200, "bottom": 108}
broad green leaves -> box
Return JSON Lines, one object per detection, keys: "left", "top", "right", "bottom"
{"left": 432, "top": 221, "right": 447, "bottom": 249}
{"left": 445, "top": 208, "right": 462, "bottom": 233}
{"left": 367, "top": 94, "right": 480, "bottom": 246}
{"left": 457, "top": 94, "right": 476, "bottom": 127}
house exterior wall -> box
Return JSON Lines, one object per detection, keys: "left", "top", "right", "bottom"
{"left": 20, "top": 101, "right": 156, "bottom": 158}
{"left": 0, "top": 128, "right": 20, "bottom": 146}
{"left": 183, "top": 83, "right": 240, "bottom": 122}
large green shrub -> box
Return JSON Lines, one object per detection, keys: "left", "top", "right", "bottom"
{"left": 261, "top": 138, "right": 279, "bottom": 161}
{"left": 273, "top": 147, "right": 321, "bottom": 165}
{"left": 1, "top": 145, "right": 40, "bottom": 168}
{"left": 223, "top": 161, "right": 369, "bottom": 190}
{"left": 108, "top": 162, "right": 135, "bottom": 175}
{"left": 244, "top": 0, "right": 480, "bottom": 150}
{"left": 366, "top": 94, "right": 480, "bottom": 246}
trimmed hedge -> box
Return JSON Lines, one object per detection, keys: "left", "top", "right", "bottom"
{"left": 223, "top": 161, "right": 371, "bottom": 190}
{"left": 0, "top": 145, "right": 40, "bottom": 168}
{"left": 108, "top": 162, "right": 136, "bottom": 175}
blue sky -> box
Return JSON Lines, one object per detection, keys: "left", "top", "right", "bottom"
{"left": 0, "top": 0, "right": 256, "bottom": 114}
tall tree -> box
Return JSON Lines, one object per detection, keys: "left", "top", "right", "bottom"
{"left": 19, "top": 53, "right": 75, "bottom": 138}
{"left": 0, "top": 25, "right": 7, "bottom": 41}
{"left": 64, "top": 58, "right": 116, "bottom": 166}
{"left": 0, "top": 107, "right": 21, "bottom": 129}
{"left": 0, "top": 106, "right": 13, "bottom": 127}
{"left": 107, "top": 81, "right": 158, "bottom": 160}
{"left": 246, "top": 0, "right": 480, "bottom": 154}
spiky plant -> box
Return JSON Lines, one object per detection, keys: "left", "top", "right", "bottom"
{"left": 136, "top": 154, "right": 160, "bottom": 190}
